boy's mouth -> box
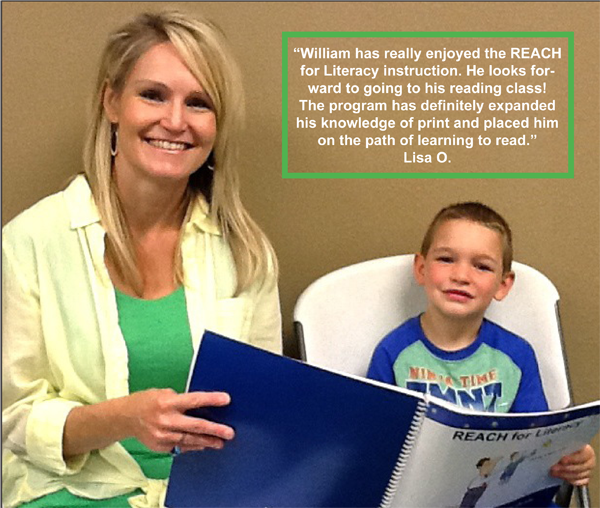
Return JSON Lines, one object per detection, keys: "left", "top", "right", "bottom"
{"left": 444, "top": 289, "right": 474, "bottom": 300}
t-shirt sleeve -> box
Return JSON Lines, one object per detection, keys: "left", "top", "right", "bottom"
{"left": 366, "top": 341, "right": 396, "bottom": 385}
{"left": 509, "top": 345, "right": 549, "bottom": 413}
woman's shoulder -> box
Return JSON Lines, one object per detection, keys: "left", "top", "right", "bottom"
{"left": 3, "top": 175, "right": 94, "bottom": 247}
{"left": 3, "top": 190, "right": 66, "bottom": 240}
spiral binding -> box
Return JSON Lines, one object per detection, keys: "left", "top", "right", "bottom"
{"left": 379, "top": 398, "right": 429, "bottom": 508}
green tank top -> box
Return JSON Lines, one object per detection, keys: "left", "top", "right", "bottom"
{"left": 117, "top": 285, "right": 194, "bottom": 479}
{"left": 22, "top": 286, "right": 194, "bottom": 507}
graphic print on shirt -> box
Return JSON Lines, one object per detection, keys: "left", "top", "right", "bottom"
{"left": 392, "top": 342, "right": 522, "bottom": 412}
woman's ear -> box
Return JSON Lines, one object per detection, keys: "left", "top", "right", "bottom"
{"left": 103, "top": 83, "right": 120, "bottom": 124}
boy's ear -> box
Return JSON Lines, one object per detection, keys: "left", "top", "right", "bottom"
{"left": 103, "top": 82, "right": 120, "bottom": 124}
{"left": 413, "top": 253, "right": 426, "bottom": 286}
{"left": 493, "top": 271, "right": 515, "bottom": 302}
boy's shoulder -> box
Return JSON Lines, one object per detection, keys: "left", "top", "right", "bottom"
{"left": 374, "top": 315, "right": 424, "bottom": 356}
{"left": 368, "top": 316, "right": 424, "bottom": 382}
{"left": 479, "top": 319, "right": 537, "bottom": 358}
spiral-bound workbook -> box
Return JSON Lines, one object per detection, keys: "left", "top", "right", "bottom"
{"left": 165, "top": 331, "right": 600, "bottom": 508}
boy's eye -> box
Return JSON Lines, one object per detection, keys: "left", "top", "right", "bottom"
{"left": 436, "top": 256, "right": 453, "bottom": 263}
{"left": 476, "top": 263, "right": 493, "bottom": 272}
{"left": 139, "top": 89, "right": 164, "bottom": 102}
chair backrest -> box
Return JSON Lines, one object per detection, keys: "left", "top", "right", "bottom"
{"left": 294, "top": 255, "right": 572, "bottom": 410}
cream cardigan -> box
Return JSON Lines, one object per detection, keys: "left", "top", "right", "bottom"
{"left": 2, "top": 175, "right": 282, "bottom": 507}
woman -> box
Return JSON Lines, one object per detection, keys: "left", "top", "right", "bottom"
{"left": 2, "top": 11, "right": 282, "bottom": 508}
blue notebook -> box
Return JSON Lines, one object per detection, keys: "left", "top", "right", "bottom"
{"left": 165, "top": 331, "right": 600, "bottom": 508}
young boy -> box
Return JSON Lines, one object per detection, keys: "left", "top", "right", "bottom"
{"left": 367, "top": 202, "right": 595, "bottom": 486}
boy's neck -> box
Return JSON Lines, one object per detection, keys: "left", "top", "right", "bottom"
{"left": 420, "top": 311, "right": 484, "bottom": 352}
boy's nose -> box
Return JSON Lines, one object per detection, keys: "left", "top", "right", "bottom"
{"left": 450, "top": 262, "right": 470, "bottom": 283}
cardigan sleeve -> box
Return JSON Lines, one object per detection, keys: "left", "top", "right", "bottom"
{"left": 2, "top": 227, "right": 89, "bottom": 476}
{"left": 246, "top": 263, "right": 283, "bottom": 355}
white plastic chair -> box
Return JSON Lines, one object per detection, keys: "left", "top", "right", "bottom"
{"left": 293, "top": 254, "right": 589, "bottom": 508}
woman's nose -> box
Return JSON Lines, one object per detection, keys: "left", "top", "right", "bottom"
{"left": 161, "top": 102, "right": 186, "bottom": 131}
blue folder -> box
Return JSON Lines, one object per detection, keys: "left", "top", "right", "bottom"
{"left": 164, "top": 331, "right": 421, "bottom": 507}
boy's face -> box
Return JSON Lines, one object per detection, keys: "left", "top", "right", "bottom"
{"left": 414, "top": 219, "right": 514, "bottom": 323}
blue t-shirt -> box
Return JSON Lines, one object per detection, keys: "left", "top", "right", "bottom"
{"left": 367, "top": 316, "right": 548, "bottom": 413}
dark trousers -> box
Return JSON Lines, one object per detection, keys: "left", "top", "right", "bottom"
{"left": 460, "top": 484, "right": 488, "bottom": 508}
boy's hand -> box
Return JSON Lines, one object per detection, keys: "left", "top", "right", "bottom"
{"left": 550, "top": 445, "right": 596, "bottom": 486}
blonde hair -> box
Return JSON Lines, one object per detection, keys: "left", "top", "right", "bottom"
{"left": 83, "top": 11, "right": 277, "bottom": 295}
{"left": 420, "top": 202, "right": 513, "bottom": 274}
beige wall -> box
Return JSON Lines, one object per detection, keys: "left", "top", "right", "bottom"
{"left": 3, "top": 2, "right": 599, "bottom": 499}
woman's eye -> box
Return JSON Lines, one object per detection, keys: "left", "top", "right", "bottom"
{"left": 139, "top": 89, "right": 163, "bottom": 102}
{"left": 187, "top": 97, "right": 211, "bottom": 110}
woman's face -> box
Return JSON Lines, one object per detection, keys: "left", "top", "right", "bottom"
{"left": 104, "top": 42, "right": 217, "bottom": 186}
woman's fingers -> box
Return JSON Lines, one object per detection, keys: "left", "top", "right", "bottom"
{"left": 171, "top": 391, "right": 235, "bottom": 439}
{"left": 177, "top": 433, "right": 227, "bottom": 453}
{"left": 127, "top": 389, "right": 234, "bottom": 452}
{"left": 173, "top": 391, "right": 232, "bottom": 411}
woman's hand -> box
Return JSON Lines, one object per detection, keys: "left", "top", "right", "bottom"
{"left": 126, "top": 389, "right": 234, "bottom": 453}
{"left": 63, "top": 389, "right": 234, "bottom": 458}
{"left": 550, "top": 444, "right": 596, "bottom": 486}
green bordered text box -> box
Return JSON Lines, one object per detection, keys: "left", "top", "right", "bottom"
{"left": 282, "top": 31, "right": 574, "bottom": 179}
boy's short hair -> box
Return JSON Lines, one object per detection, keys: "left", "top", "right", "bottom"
{"left": 420, "top": 202, "right": 513, "bottom": 274}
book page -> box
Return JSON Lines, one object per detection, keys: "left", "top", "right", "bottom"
{"left": 389, "top": 402, "right": 600, "bottom": 508}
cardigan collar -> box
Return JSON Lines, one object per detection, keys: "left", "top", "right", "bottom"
{"left": 64, "top": 174, "right": 221, "bottom": 235}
